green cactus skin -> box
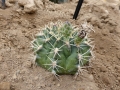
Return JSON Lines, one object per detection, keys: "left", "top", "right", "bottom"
{"left": 32, "top": 21, "right": 94, "bottom": 76}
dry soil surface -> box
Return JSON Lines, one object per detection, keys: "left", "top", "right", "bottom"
{"left": 0, "top": 0, "right": 120, "bottom": 90}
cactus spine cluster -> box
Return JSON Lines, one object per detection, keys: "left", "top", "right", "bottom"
{"left": 31, "top": 21, "right": 94, "bottom": 77}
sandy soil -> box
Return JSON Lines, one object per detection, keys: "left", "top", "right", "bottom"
{"left": 0, "top": 0, "right": 120, "bottom": 90}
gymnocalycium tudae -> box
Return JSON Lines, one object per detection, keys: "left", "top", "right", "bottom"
{"left": 31, "top": 21, "right": 94, "bottom": 78}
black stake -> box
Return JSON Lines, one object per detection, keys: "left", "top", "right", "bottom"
{"left": 73, "top": 0, "right": 84, "bottom": 20}
{"left": 1, "top": 0, "right": 6, "bottom": 9}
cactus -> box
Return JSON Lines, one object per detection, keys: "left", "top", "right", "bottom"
{"left": 31, "top": 21, "right": 94, "bottom": 77}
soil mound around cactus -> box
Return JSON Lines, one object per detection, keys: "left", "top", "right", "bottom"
{"left": 0, "top": 0, "right": 120, "bottom": 90}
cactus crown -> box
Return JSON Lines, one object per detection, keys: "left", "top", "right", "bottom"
{"left": 32, "top": 21, "right": 94, "bottom": 77}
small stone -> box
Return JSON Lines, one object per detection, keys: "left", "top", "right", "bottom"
{"left": 100, "top": 65, "right": 107, "bottom": 72}
{"left": 34, "top": 76, "right": 39, "bottom": 81}
{"left": 116, "top": 53, "right": 120, "bottom": 60}
{"left": 0, "top": 82, "right": 11, "bottom": 90}
{"left": 88, "top": 75, "right": 94, "bottom": 81}
{"left": 101, "top": 13, "right": 109, "bottom": 19}
{"left": 111, "top": 45, "right": 115, "bottom": 47}
{"left": 117, "top": 77, "right": 120, "bottom": 82}
{"left": 115, "top": 65, "right": 120, "bottom": 70}
{"left": 20, "top": 68, "right": 29, "bottom": 74}
{"left": 57, "top": 83, "right": 60, "bottom": 87}
{"left": 12, "top": 73, "right": 18, "bottom": 82}
{"left": 24, "top": 61, "right": 32, "bottom": 68}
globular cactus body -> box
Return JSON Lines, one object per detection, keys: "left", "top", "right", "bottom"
{"left": 32, "top": 22, "right": 93, "bottom": 75}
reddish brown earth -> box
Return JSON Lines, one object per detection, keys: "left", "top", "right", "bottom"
{"left": 0, "top": 0, "right": 120, "bottom": 90}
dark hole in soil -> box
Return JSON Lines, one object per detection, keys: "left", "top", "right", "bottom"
{"left": 49, "top": 0, "right": 69, "bottom": 4}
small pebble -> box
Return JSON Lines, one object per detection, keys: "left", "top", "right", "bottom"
{"left": 12, "top": 74, "right": 17, "bottom": 82}
{"left": 116, "top": 53, "right": 120, "bottom": 60}
{"left": 34, "top": 76, "right": 39, "bottom": 81}
{"left": 24, "top": 61, "right": 32, "bottom": 68}
{"left": 115, "top": 65, "right": 120, "bottom": 70}
{"left": 100, "top": 65, "right": 107, "bottom": 72}
{"left": 57, "top": 83, "right": 60, "bottom": 87}
{"left": 88, "top": 75, "right": 94, "bottom": 81}
{"left": 117, "top": 77, "right": 120, "bottom": 82}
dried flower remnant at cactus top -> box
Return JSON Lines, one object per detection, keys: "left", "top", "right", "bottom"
{"left": 31, "top": 21, "right": 94, "bottom": 78}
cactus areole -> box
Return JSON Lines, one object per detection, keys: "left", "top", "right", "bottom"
{"left": 32, "top": 22, "right": 94, "bottom": 75}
